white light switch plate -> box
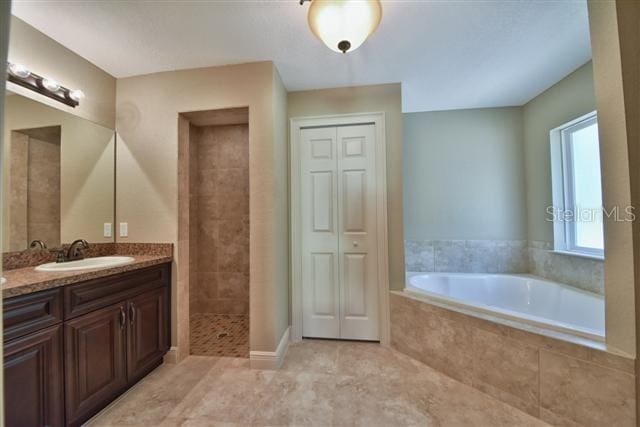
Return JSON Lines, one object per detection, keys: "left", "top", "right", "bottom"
{"left": 119, "top": 222, "right": 128, "bottom": 238}
{"left": 103, "top": 223, "right": 112, "bottom": 238}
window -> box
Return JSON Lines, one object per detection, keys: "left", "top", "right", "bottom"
{"left": 550, "top": 111, "right": 604, "bottom": 259}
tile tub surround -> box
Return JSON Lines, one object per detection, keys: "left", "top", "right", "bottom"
{"left": 86, "top": 339, "right": 546, "bottom": 426}
{"left": 2, "top": 242, "right": 173, "bottom": 271}
{"left": 390, "top": 292, "right": 635, "bottom": 426}
{"left": 528, "top": 240, "right": 604, "bottom": 295}
{"left": 405, "top": 239, "right": 604, "bottom": 294}
{"left": 404, "top": 239, "right": 529, "bottom": 274}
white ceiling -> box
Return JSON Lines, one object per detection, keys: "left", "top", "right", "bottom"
{"left": 11, "top": 0, "right": 592, "bottom": 113}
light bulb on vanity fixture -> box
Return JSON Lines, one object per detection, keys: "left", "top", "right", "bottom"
{"left": 41, "top": 77, "right": 61, "bottom": 92}
{"left": 7, "top": 63, "right": 31, "bottom": 79}
{"left": 69, "top": 89, "right": 85, "bottom": 102}
{"left": 301, "top": 0, "right": 382, "bottom": 54}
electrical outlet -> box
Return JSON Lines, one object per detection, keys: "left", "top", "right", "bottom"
{"left": 119, "top": 222, "right": 128, "bottom": 238}
{"left": 103, "top": 223, "right": 112, "bottom": 238}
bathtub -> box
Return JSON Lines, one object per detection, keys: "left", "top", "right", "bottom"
{"left": 405, "top": 272, "right": 605, "bottom": 342}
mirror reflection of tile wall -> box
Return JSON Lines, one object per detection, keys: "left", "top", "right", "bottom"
{"left": 3, "top": 91, "right": 115, "bottom": 252}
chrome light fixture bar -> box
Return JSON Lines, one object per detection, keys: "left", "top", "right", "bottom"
{"left": 6, "top": 62, "right": 84, "bottom": 107}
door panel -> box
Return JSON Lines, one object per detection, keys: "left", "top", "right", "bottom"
{"left": 300, "top": 123, "right": 379, "bottom": 341}
{"left": 343, "top": 253, "right": 367, "bottom": 317}
{"left": 337, "top": 124, "right": 379, "bottom": 340}
{"left": 127, "top": 287, "right": 169, "bottom": 382}
{"left": 301, "top": 127, "right": 340, "bottom": 338}
{"left": 342, "top": 169, "right": 366, "bottom": 232}
{"left": 311, "top": 172, "right": 334, "bottom": 232}
{"left": 64, "top": 303, "right": 127, "bottom": 427}
{"left": 4, "top": 324, "right": 64, "bottom": 427}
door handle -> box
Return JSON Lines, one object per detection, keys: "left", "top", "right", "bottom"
{"left": 353, "top": 241, "right": 359, "bottom": 247}
{"left": 129, "top": 302, "right": 136, "bottom": 325}
{"left": 119, "top": 306, "right": 126, "bottom": 330}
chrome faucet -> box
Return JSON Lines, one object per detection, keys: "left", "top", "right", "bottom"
{"left": 66, "top": 239, "right": 90, "bottom": 262}
{"left": 29, "top": 240, "right": 47, "bottom": 250}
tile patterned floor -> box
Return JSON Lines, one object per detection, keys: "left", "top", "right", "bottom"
{"left": 189, "top": 313, "right": 249, "bottom": 358}
{"left": 88, "top": 340, "right": 549, "bottom": 427}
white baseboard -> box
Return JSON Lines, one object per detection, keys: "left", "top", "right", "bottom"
{"left": 250, "top": 326, "right": 290, "bottom": 370}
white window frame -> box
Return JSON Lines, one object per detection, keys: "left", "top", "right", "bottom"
{"left": 550, "top": 111, "right": 604, "bottom": 260}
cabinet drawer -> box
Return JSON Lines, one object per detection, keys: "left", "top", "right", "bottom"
{"left": 64, "top": 264, "right": 170, "bottom": 320}
{"left": 3, "top": 288, "right": 63, "bottom": 342}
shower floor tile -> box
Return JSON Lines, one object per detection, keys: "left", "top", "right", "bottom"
{"left": 190, "top": 313, "right": 249, "bottom": 358}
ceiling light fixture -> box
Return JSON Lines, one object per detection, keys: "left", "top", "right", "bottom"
{"left": 6, "top": 62, "right": 83, "bottom": 108}
{"left": 301, "top": 0, "right": 382, "bottom": 54}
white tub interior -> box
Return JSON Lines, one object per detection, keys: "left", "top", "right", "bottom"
{"left": 405, "top": 272, "right": 605, "bottom": 341}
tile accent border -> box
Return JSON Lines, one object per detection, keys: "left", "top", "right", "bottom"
{"left": 390, "top": 292, "right": 635, "bottom": 426}
{"left": 250, "top": 326, "right": 290, "bottom": 370}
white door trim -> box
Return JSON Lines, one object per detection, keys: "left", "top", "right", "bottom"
{"left": 290, "top": 112, "right": 390, "bottom": 345}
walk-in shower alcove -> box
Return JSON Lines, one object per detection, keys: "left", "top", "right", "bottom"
{"left": 179, "top": 107, "right": 249, "bottom": 357}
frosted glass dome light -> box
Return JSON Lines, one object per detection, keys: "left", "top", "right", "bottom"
{"left": 307, "top": 0, "right": 382, "bottom": 54}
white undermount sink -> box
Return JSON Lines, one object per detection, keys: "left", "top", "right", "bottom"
{"left": 35, "top": 256, "right": 135, "bottom": 272}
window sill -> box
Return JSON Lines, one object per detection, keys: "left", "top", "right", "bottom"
{"left": 551, "top": 250, "right": 604, "bottom": 261}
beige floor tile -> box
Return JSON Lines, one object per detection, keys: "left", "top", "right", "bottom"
{"left": 88, "top": 339, "right": 549, "bottom": 427}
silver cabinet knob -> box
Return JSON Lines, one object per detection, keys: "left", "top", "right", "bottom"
{"left": 353, "top": 241, "right": 359, "bottom": 247}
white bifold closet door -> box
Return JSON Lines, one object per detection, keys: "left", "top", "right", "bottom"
{"left": 300, "top": 124, "right": 379, "bottom": 341}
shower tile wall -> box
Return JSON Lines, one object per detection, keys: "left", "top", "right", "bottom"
{"left": 190, "top": 124, "right": 250, "bottom": 315}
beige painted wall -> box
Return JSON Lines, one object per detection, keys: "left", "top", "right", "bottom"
{"left": 523, "top": 62, "right": 596, "bottom": 243}
{"left": 404, "top": 107, "right": 526, "bottom": 241}
{"left": 8, "top": 17, "right": 116, "bottom": 129}
{"left": 3, "top": 94, "right": 115, "bottom": 251}
{"left": 116, "top": 61, "right": 289, "bottom": 356}
{"left": 588, "top": 0, "right": 636, "bottom": 357}
{"left": 288, "top": 83, "right": 404, "bottom": 291}
{"left": 272, "top": 68, "right": 289, "bottom": 342}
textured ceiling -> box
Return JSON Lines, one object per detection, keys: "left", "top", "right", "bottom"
{"left": 11, "top": 0, "right": 592, "bottom": 112}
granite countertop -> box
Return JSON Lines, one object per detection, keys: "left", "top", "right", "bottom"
{"left": 2, "top": 254, "right": 173, "bottom": 299}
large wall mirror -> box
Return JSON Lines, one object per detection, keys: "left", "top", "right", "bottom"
{"left": 3, "top": 90, "right": 115, "bottom": 252}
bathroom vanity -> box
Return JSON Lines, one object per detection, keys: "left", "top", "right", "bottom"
{"left": 3, "top": 261, "right": 171, "bottom": 427}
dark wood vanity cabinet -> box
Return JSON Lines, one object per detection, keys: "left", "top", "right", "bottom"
{"left": 64, "top": 303, "right": 128, "bottom": 426}
{"left": 4, "top": 324, "right": 65, "bottom": 427}
{"left": 126, "top": 286, "right": 169, "bottom": 382}
{"left": 3, "top": 263, "right": 171, "bottom": 427}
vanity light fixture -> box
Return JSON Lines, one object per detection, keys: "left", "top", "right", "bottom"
{"left": 5, "top": 62, "right": 83, "bottom": 108}
{"left": 301, "top": 0, "right": 382, "bottom": 54}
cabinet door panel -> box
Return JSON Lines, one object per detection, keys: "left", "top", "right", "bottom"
{"left": 4, "top": 324, "right": 64, "bottom": 427}
{"left": 127, "top": 287, "right": 169, "bottom": 382}
{"left": 64, "top": 303, "right": 127, "bottom": 427}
